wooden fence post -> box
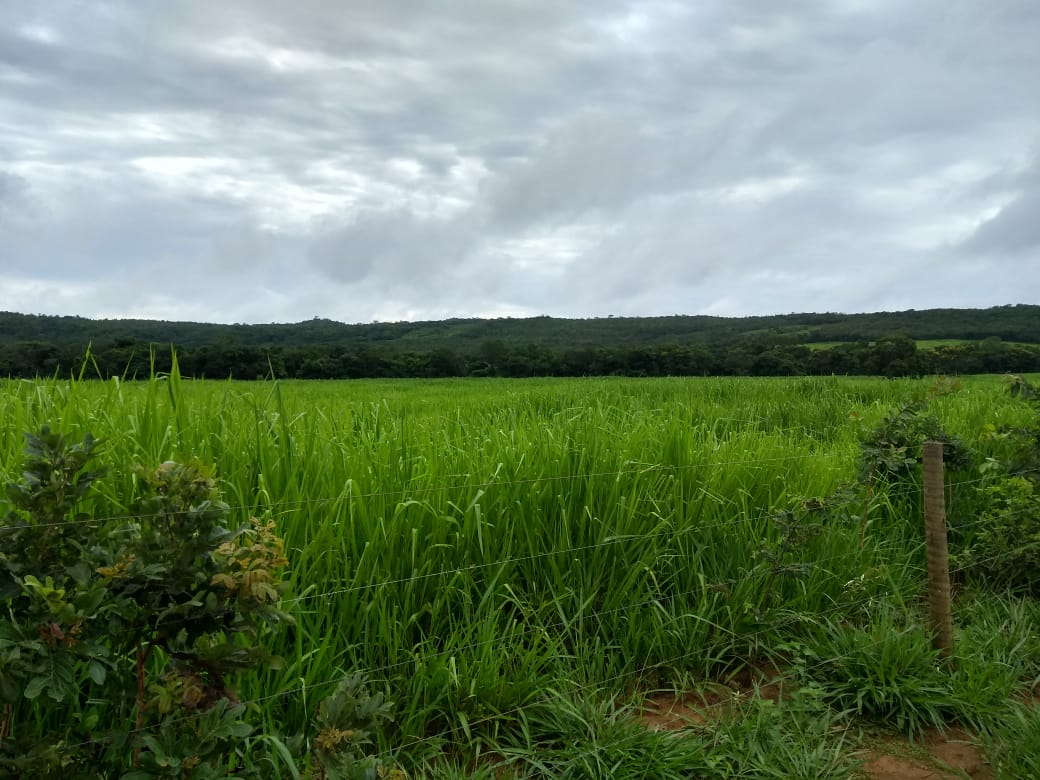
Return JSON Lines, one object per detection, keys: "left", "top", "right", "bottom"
{"left": 923, "top": 440, "right": 953, "bottom": 659}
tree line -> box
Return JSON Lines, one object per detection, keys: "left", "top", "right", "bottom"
{"left": 3, "top": 305, "right": 1039, "bottom": 354}
{"left": 1, "top": 334, "right": 1037, "bottom": 380}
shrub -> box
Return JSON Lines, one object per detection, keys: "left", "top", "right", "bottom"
{"left": 0, "top": 427, "right": 399, "bottom": 778}
{"left": 956, "top": 376, "right": 1040, "bottom": 593}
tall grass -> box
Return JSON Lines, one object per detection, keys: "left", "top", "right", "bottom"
{"left": 1, "top": 372, "right": 1035, "bottom": 773}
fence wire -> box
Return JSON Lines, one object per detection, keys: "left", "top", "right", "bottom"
{"left": 1, "top": 446, "right": 1035, "bottom": 769}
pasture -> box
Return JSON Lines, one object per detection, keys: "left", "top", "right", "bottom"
{"left": 2, "top": 372, "right": 1038, "bottom": 777}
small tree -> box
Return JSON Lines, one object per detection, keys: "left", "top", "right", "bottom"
{"left": 0, "top": 428, "right": 292, "bottom": 776}
{"left": 1, "top": 427, "right": 403, "bottom": 778}
{"left": 956, "top": 376, "right": 1040, "bottom": 593}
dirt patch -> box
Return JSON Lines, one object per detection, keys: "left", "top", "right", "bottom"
{"left": 636, "top": 671, "right": 993, "bottom": 779}
{"left": 638, "top": 689, "right": 723, "bottom": 729}
{"left": 720, "top": 662, "right": 790, "bottom": 702}
{"left": 861, "top": 727, "right": 992, "bottom": 780}
{"left": 637, "top": 664, "right": 790, "bottom": 730}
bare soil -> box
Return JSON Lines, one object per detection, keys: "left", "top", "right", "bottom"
{"left": 637, "top": 673, "right": 993, "bottom": 780}
{"left": 860, "top": 727, "right": 992, "bottom": 780}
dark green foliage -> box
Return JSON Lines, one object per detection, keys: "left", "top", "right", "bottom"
{"left": 849, "top": 383, "right": 975, "bottom": 556}
{"left": 309, "top": 674, "right": 402, "bottom": 780}
{"left": 1, "top": 306, "right": 1039, "bottom": 379}
{"left": 1004, "top": 374, "right": 1040, "bottom": 480}
{"left": 1, "top": 426, "right": 106, "bottom": 592}
{"left": 3, "top": 305, "right": 1039, "bottom": 351}
{"left": 121, "top": 699, "right": 255, "bottom": 780}
{"left": 0, "top": 428, "right": 399, "bottom": 778}
{"left": 0, "top": 428, "right": 291, "bottom": 775}
{"left": 955, "top": 376, "right": 1040, "bottom": 593}
{"left": 857, "top": 395, "right": 971, "bottom": 484}
{"left": 961, "top": 477, "right": 1040, "bottom": 593}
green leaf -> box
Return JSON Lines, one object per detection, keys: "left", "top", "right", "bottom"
{"left": 67, "top": 561, "right": 92, "bottom": 586}
{"left": 228, "top": 720, "right": 254, "bottom": 739}
{"left": 141, "top": 734, "right": 167, "bottom": 761}
{"left": 24, "top": 675, "right": 48, "bottom": 699}
{"left": 87, "top": 660, "right": 106, "bottom": 685}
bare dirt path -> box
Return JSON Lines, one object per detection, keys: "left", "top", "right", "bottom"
{"left": 860, "top": 727, "right": 992, "bottom": 780}
{"left": 637, "top": 687, "right": 995, "bottom": 780}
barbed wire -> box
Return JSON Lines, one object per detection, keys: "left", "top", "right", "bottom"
{"left": 40, "top": 545, "right": 1039, "bottom": 771}
{"left": 1, "top": 453, "right": 1027, "bottom": 541}
{"left": 0, "top": 463, "right": 935, "bottom": 661}
{"left": 1, "top": 463, "right": 1028, "bottom": 622}
{"left": 0, "top": 451, "right": 841, "bottom": 532}
{"left": 49, "top": 585, "right": 902, "bottom": 761}
{"left": 378, "top": 586, "right": 965, "bottom": 764}
{"left": 4, "top": 435, "right": 1037, "bottom": 768}
{"left": 395, "top": 556, "right": 1040, "bottom": 773}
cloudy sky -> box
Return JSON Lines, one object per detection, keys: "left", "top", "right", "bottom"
{"left": 1, "top": 1, "right": 1038, "bottom": 324}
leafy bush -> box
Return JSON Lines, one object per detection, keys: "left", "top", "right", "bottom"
{"left": 960, "top": 477, "right": 1040, "bottom": 593}
{"left": 0, "top": 427, "right": 399, "bottom": 778}
{"left": 856, "top": 387, "right": 971, "bottom": 486}
{"left": 955, "top": 376, "right": 1040, "bottom": 593}
{"left": 0, "top": 427, "right": 293, "bottom": 775}
{"left": 309, "top": 673, "right": 402, "bottom": 780}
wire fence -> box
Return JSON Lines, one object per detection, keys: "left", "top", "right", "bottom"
{"left": 3, "top": 446, "right": 1036, "bottom": 769}
{"left": 2, "top": 447, "right": 1026, "bottom": 535}
{"left": 50, "top": 584, "right": 905, "bottom": 762}
{"left": 0, "top": 450, "right": 835, "bottom": 532}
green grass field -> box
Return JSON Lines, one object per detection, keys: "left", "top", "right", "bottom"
{"left": 2, "top": 373, "right": 1039, "bottom": 777}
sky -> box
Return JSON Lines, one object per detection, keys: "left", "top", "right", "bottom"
{"left": 1, "top": 1, "right": 1038, "bottom": 325}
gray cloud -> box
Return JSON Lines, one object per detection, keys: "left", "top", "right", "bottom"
{"left": 1, "top": 0, "right": 1037, "bottom": 323}
{"left": 959, "top": 156, "right": 1040, "bottom": 255}
{"left": 0, "top": 171, "right": 34, "bottom": 224}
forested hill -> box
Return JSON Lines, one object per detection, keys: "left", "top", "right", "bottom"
{"left": 3, "top": 306, "right": 1039, "bottom": 349}
{"left": 1, "top": 305, "right": 1038, "bottom": 379}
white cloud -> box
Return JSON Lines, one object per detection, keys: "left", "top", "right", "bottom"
{"left": 0, "top": 0, "right": 1037, "bottom": 323}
